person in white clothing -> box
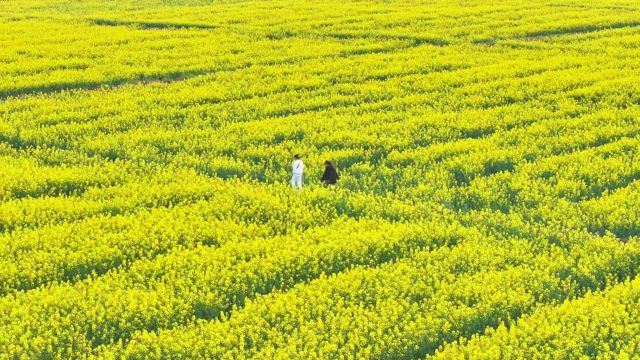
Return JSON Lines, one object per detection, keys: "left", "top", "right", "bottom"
{"left": 291, "top": 154, "right": 304, "bottom": 189}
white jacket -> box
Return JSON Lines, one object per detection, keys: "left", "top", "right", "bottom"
{"left": 292, "top": 159, "right": 304, "bottom": 174}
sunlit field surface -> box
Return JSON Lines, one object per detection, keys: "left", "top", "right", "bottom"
{"left": 1, "top": 0, "right": 640, "bottom": 358}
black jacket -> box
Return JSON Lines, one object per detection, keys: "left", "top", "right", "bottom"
{"left": 321, "top": 166, "right": 339, "bottom": 184}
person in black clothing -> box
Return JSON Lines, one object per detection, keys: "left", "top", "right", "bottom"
{"left": 321, "top": 161, "right": 339, "bottom": 185}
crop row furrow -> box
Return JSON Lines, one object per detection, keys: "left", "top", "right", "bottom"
{"left": 100, "top": 232, "right": 640, "bottom": 359}
{"left": 431, "top": 262, "right": 640, "bottom": 359}
{"left": 0, "top": 217, "right": 467, "bottom": 358}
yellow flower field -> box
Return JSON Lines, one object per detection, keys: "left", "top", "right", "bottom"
{"left": 1, "top": 0, "right": 640, "bottom": 358}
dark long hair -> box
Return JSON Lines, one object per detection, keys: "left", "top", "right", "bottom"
{"left": 324, "top": 161, "right": 335, "bottom": 170}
